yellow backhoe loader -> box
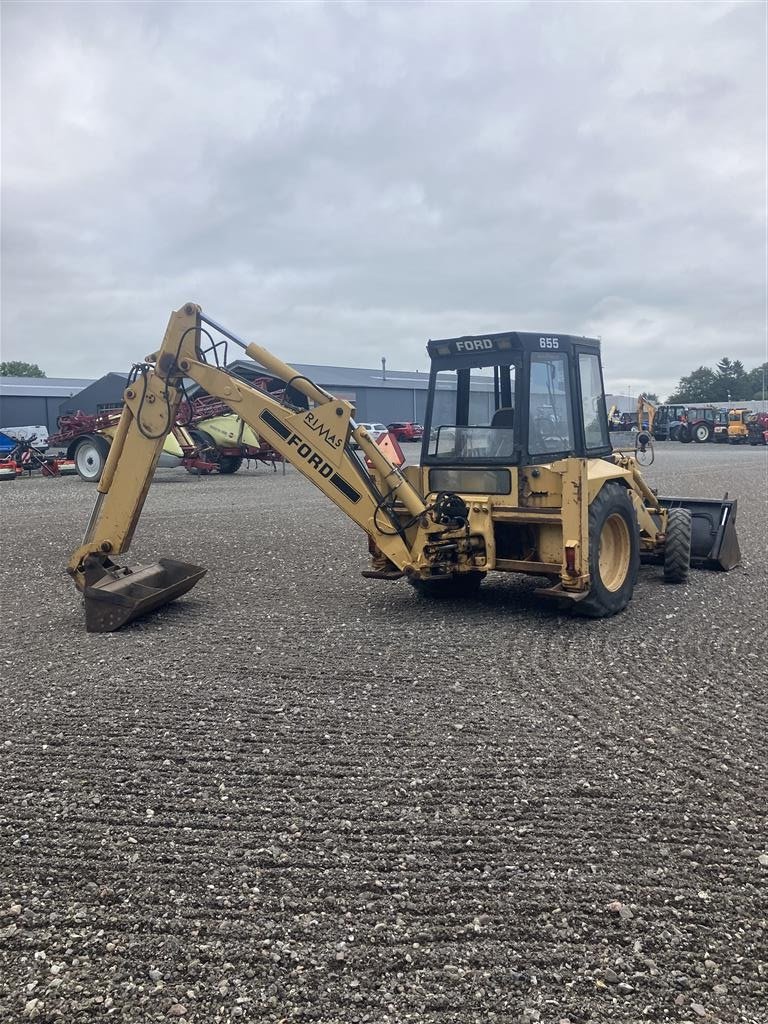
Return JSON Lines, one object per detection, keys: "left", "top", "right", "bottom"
{"left": 67, "top": 304, "right": 741, "bottom": 632}
{"left": 636, "top": 395, "right": 656, "bottom": 433}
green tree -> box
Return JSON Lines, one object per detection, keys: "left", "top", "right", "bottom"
{"left": 715, "top": 357, "right": 749, "bottom": 401}
{"left": 0, "top": 361, "right": 46, "bottom": 378}
{"left": 745, "top": 361, "right": 768, "bottom": 401}
{"left": 667, "top": 366, "right": 719, "bottom": 403}
{"left": 642, "top": 392, "right": 659, "bottom": 405}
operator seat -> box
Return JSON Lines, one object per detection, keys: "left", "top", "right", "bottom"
{"left": 490, "top": 406, "right": 515, "bottom": 456}
{"left": 491, "top": 407, "right": 515, "bottom": 429}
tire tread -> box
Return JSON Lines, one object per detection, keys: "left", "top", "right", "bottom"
{"left": 664, "top": 508, "right": 692, "bottom": 583}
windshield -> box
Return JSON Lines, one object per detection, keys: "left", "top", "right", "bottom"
{"left": 426, "top": 363, "right": 515, "bottom": 461}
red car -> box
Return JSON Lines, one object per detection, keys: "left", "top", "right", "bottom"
{"left": 387, "top": 421, "right": 423, "bottom": 442}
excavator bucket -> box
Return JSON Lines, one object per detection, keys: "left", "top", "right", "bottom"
{"left": 658, "top": 495, "right": 741, "bottom": 570}
{"left": 81, "top": 555, "right": 207, "bottom": 632}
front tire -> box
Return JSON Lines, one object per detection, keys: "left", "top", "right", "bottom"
{"left": 576, "top": 483, "right": 639, "bottom": 618}
{"left": 693, "top": 422, "right": 711, "bottom": 443}
{"left": 74, "top": 435, "right": 110, "bottom": 482}
{"left": 408, "top": 571, "right": 485, "bottom": 599}
{"left": 663, "top": 508, "right": 692, "bottom": 583}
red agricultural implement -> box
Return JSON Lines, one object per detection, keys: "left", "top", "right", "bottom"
{"left": 49, "top": 412, "right": 218, "bottom": 481}
{"left": 49, "top": 381, "right": 284, "bottom": 481}
{"left": 0, "top": 431, "right": 77, "bottom": 482}
{"left": 747, "top": 412, "right": 768, "bottom": 445}
{"left": 176, "top": 386, "right": 286, "bottom": 474}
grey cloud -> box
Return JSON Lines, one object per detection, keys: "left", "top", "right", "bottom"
{"left": 1, "top": 0, "right": 765, "bottom": 397}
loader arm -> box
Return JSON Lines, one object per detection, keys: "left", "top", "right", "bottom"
{"left": 69, "top": 303, "right": 432, "bottom": 624}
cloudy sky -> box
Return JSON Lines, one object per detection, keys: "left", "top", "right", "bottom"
{"left": 2, "top": 0, "right": 766, "bottom": 397}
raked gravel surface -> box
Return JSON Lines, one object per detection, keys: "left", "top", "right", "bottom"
{"left": 0, "top": 443, "right": 766, "bottom": 1023}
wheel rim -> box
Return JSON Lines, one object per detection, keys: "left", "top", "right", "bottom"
{"left": 695, "top": 425, "right": 708, "bottom": 441}
{"left": 598, "top": 513, "right": 631, "bottom": 592}
{"left": 75, "top": 442, "right": 103, "bottom": 481}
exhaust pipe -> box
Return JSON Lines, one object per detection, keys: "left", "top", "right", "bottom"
{"left": 658, "top": 494, "right": 741, "bottom": 570}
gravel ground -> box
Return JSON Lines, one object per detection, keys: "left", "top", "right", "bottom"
{"left": 1, "top": 443, "right": 766, "bottom": 1023}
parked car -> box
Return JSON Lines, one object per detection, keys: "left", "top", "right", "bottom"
{"left": 387, "top": 421, "right": 424, "bottom": 442}
{"left": 360, "top": 422, "right": 389, "bottom": 437}
{"left": 352, "top": 422, "right": 389, "bottom": 449}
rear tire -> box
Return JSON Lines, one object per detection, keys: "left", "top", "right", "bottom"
{"left": 663, "top": 508, "right": 692, "bottom": 583}
{"left": 187, "top": 429, "right": 215, "bottom": 474}
{"left": 74, "top": 435, "right": 110, "bottom": 482}
{"left": 218, "top": 454, "right": 243, "bottom": 475}
{"left": 693, "top": 422, "right": 711, "bottom": 443}
{"left": 576, "top": 483, "right": 639, "bottom": 618}
{"left": 189, "top": 430, "right": 242, "bottom": 474}
{"left": 678, "top": 425, "right": 692, "bottom": 443}
{"left": 409, "top": 571, "right": 485, "bottom": 598}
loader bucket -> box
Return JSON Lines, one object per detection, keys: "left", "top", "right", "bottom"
{"left": 658, "top": 495, "right": 741, "bottom": 570}
{"left": 81, "top": 555, "right": 206, "bottom": 632}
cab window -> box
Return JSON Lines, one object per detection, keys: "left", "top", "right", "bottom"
{"left": 528, "top": 353, "right": 574, "bottom": 455}
{"left": 578, "top": 353, "right": 609, "bottom": 449}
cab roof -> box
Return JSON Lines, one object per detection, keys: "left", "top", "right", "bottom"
{"left": 427, "top": 331, "right": 601, "bottom": 361}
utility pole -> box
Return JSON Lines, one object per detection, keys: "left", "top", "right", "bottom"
{"left": 381, "top": 357, "right": 387, "bottom": 381}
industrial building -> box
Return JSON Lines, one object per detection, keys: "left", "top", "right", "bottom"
{"left": 7, "top": 362, "right": 745, "bottom": 437}
{"left": 0, "top": 367, "right": 643, "bottom": 435}
{"left": 0, "top": 376, "right": 93, "bottom": 433}
{"left": 1, "top": 361, "right": 497, "bottom": 431}
{"left": 219, "top": 360, "right": 495, "bottom": 424}
{"left": 57, "top": 373, "right": 129, "bottom": 420}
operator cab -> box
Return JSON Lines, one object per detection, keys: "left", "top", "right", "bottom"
{"left": 420, "top": 332, "right": 611, "bottom": 479}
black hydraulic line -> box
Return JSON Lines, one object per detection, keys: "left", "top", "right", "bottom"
{"left": 343, "top": 441, "right": 408, "bottom": 540}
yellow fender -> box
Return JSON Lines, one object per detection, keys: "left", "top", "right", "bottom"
{"left": 194, "top": 413, "right": 260, "bottom": 448}
{"left": 101, "top": 425, "right": 185, "bottom": 458}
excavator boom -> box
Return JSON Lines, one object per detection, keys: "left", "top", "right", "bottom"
{"left": 69, "top": 303, "right": 431, "bottom": 631}
{"left": 636, "top": 394, "right": 656, "bottom": 432}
